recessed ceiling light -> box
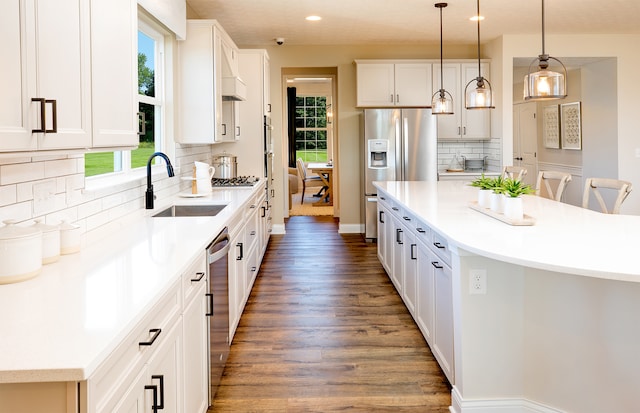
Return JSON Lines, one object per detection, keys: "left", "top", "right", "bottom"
{"left": 305, "top": 15, "right": 322, "bottom": 21}
{"left": 470, "top": 15, "right": 485, "bottom": 21}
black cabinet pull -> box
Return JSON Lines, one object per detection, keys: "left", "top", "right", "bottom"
{"left": 380, "top": 196, "right": 386, "bottom": 200}
{"left": 431, "top": 261, "right": 443, "bottom": 269}
{"left": 261, "top": 206, "right": 266, "bottom": 217}
{"left": 410, "top": 244, "right": 417, "bottom": 260}
{"left": 396, "top": 228, "right": 403, "bottom": 245}
{"left": 221, "top": 123, "right": 227, "bottom": 136}
{"left": 250, "top": 230, "right": 256, "bottom": 236}
{"left": 205, "top": 293, "right": 214, "bottom": 316}
{"left": 403, "top": 216, "right": 411, "bottom": 221}
{"left": 139, "top": 328, "right": 162, "bottom": 346}
{"left": 250, "top": 204, "right": 256, "bottom": 209}
{"left": 145, "top": 385, "right": 159, "bottom": 413}
{"left": 433, "top": 242, "right": 446, "bottom": 249}
{"left": 236, "top": 242, "right": 244, "bottom": 260}
{"left": 190, "top": 271, "right": 205, "bottom": 282}
{"left": 417, "top": 228, "right": 426, "bottom": 233}
{"left": 31, "top": 98, "right": 56, "bottom": 133}
{"left": 392, "top": 207, "right": 399, "bottom": 211}
{"left": 151, "top": 375, "right": 165, "bottom": 409}
{"left": 379, "top": 210, "right": 385, "bottom": 223}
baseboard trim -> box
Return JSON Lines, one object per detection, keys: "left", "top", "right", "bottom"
{"left": 451, "top": 387, "right": 563, "bottom": 413}
{"left": 338, "top": 223, "right": 363, "bottom": 234}
{"left": 271, "top": 224, "right": 286, "bottom": 235}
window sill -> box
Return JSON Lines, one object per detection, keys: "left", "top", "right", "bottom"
{"left": 84, "top": 166, "right": 173, "bottom": 197}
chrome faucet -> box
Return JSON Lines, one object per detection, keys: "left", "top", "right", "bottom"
{"left": 145, "top": 152, "right": 175, "bottom": 209}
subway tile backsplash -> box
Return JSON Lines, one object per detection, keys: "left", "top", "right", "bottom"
{"left": 0, "top": 144, "right": 214, "bottom": 235}
{"left": 438, "top": 138, "right": 501, "bottom": 171}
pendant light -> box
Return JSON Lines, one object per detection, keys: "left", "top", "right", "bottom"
{"left": 465, "top": 0, "right": 494, "bottom": 109}
{"left": 432, "top": 2, "right": 453, "bottom": 115}
{"left": 524, "top": 0, "right": 567, "bottom": 100}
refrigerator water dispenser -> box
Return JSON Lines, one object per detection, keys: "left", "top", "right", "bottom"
{"left": 368, "top": 139, "right": 388, "bottom": 169}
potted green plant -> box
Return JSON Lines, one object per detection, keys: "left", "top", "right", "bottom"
{"left": 469, "top": 174, "right": 494, "bottom": 208}
{"left": 502, "top": 178, "right": 534, "bottom": 220}
{"left": 488, "top": 176, "right": 506, "bottom": 213}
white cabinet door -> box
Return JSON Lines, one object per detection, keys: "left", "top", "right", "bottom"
{"left": 356, "top": 63, "right": 395, "bottom": 107}
{"left": 112, "top": 369, "right": 148, "bottom": 413}
{"left": 433, "top": 62, "right": 491, "bottom": 141}
{"left": 146, "top": 321, "right": 183, "bottom": 413}
{"left": 461, "top": 63, "right": 491, "bottom": 140}
{"left": 263, "top": 55, "right": 271, "bottom": 115}
{"left": 401, "top": 220, "right": 418, "bottom": 317}
{"left": 90, "top": 0, "right": 138, "bottom": 148}
{"left": 377, "top": 202, "right": 391, "bottom": 273}
{"left": 416, "top": 240, "right": 435, "bottom": 345}
{"left": 182, "top": 282, "right": 209, "bottom": 413}
{"left": 35, "top": 0, "right": 91, "bottom": 150}
{"left": 433, "top": 258, "right": 454, "bottom": 383}
{"left": 229, "top": 228, "right": 246, "bottom": 341}
{"left": 433, "top": 64, "right": 462, "bottom": 140}
{"left": 0, "top": 0, "right": 35, "bottom": 151}
{"left": 394, "top": 63, "right": 432, "bottom": 107}
{"left": 220, "top": 101, "right": 241, "bottom": 141}
{"left": 390, "top": 213, "right": 404, "bottom": 294}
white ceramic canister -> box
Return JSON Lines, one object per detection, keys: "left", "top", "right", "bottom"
{"left": 0, "top": 220, "right": 43, "bottom": 284}
{"left": 59, "top": 220, "right": 81, "bottom": 255}
{"left": 31, "top": 219, "right": 61, "bottom": 264}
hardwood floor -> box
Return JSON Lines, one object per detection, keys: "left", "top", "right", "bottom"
{"left": 209, "top": 216, "right": 451, "bottom": 412}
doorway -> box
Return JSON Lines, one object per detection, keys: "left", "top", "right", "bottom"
{"left": 512, "top": 102, "right": 538, "bottom": 187}
{"left": 283, "top": 69, "right": 337, "bottom": 217}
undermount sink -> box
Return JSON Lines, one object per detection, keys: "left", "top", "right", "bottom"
{"left": 152, "top": 204, "right": 227, "bottom": 218}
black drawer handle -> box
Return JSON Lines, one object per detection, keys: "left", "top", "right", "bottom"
{"left": 392, "top": 207, "right": 399, "bottom": 211}
{"left": 261, "top": 206, "right": 266, "bottom": 217}
{"left": 380, "top": 196, "right": 386, "bottom": 200}
{"left": 396, "top": 228, "right": 403, "bottom": 245}
{"left": 250, "top": 204, "right": 256, "bottom": 209}
{"left": 417, "top": 228, "right": 426, "bottom": 233}
{"left": 190, "top": 271, "right": 205, "bottom": 282}
{"left": 379, "top": 210, "right": 385, "bottom": 223}
{"left": 403, "top": 216, "right": 411, "bottom": 221}
{"left": 151, "top": 375, "right": 165, "bottom": 410}
{"left": 433, "top": 242, "right": 446, "bottom": 249}
{"left": 236, "top": 242, "right": 244, "bottom": 260}
{"left": 145, "top": 385, "right": 159, "bottom": 413}
{"left": 206, "top": 293, "right": 214, "bottom": 316}
{"left": 139, "top": 328, "right": 162, "bottom": 346}
{"left": 250, "top": 230, "right": 256, "bottom": 236}
{"left": 431, "top": 261, "right": 443, "bottom": 269}
{"left": 411, "top": 244, "right": 417, "bottom": 260}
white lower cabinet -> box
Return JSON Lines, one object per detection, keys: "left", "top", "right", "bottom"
{"left": 182, "top": 278, "right": 209, "bottom": 413}
{"left": 378, "top": 191, "right": 454, "bottom": 384}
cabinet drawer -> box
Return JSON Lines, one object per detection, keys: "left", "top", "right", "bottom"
{"left": 430, "top": 231, "right": 451, "bottom": 267}
{"left": 90, "top": 280, "right": 182, "bottom": 411}
{"left": 182, "top": 254, "right": 207, "bottom": 304}
{"left": 413, "top": 219, "right": 431, "bottom": 244}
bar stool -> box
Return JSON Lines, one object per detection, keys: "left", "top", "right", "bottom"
{"left": 502, "top": 166, "right": 527, "bottom": 181}
{"left": 582, "top": 177, "right": 632, "bottom": 214}
{"left": 535, "top": 171, "right": 572, "bottom": 201}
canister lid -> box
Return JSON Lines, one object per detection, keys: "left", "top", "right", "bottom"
{"left": 59, "top": 220, "right": 80, "bottom": 231}
{"left": 30, "top": 218, "right": 59, "bottom": 233}
{"left": 0, "top": 220, "right": 42, "bottom": 240}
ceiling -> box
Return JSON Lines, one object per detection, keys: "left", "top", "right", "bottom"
{"left": 186, "top": 0, "right": 640, "bottom": 47}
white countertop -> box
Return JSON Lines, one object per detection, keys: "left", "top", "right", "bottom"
{"left": 375, "top": 180, "right": 640, "bottom": 282}
{"left": 0, "top": 184, "right": 261, "bottom": 384}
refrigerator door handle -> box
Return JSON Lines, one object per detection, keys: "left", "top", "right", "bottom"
{"left": 395, "top": 115, "right": 402, "bottom": 181}
{"left": 402, "top": 116, "right": 409, "bottom": 181}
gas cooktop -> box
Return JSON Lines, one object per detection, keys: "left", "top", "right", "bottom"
{"left": 211, "top": 176, "right": 260, "bottom": 187}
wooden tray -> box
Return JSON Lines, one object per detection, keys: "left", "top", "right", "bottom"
{"left": 469, "top": 201, "right": 535, "bottom": 226}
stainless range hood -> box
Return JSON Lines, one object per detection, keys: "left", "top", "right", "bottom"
{"left": 221, "top": 76, "right": 246, "bottom": 101}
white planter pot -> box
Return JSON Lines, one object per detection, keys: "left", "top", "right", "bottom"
{"left": 503, "top": 196, "right": 524, "bottom": 221}
{"left": 477, "top": 189, "right": 492, "bottom": 208}
{"left": 490, "top": 192, "right": 504, "bottom": 213}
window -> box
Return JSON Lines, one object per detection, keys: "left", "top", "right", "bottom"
{"left": 295, "top": 96, "right": 328, "bottom": 162}
{"left": 84, "top": 16, "right": 166, "bottom": 177}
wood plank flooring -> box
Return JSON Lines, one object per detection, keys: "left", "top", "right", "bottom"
{"left": 209, "top": 216, "right": 451, "bottom": 412}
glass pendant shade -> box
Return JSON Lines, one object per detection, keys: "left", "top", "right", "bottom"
{"left": 523, "top": 0, "right": 567, "bottom": 101}
{"left": 523, "top": 56, "right": 567, "bottom": 100}
{"left": 432, "top": 89, "right": 454, "bottom": 114}
{"left": 465, "top": 0, "right": 494, "bottom": 109}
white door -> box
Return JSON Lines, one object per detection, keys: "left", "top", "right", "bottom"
{"left": 513, "top": 102, "right": 538, "bottom": 187}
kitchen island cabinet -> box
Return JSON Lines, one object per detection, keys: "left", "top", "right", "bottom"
{"left": 375, "top": 180, "right": 640, "bottom": 413}
{"left": 0, "top": 183, "right": 268, "bottom": 413}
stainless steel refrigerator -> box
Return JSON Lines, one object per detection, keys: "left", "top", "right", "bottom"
{"left": 363, "top": 108, "right": 437, "bottom": 240}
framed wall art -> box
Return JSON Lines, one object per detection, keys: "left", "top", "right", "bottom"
{"left": 561, "top": 102, "right": 582, "bottom": 150}
{"left": 543, "top": 105, "right": 560, "bottom": 149}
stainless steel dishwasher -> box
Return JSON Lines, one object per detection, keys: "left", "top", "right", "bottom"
{"left": 206, "top": 227, "right": 230, "bottom": 400}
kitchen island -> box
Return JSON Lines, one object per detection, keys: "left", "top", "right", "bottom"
{"left": 375, "top": 180, "right": 640, "bottom": 413}
{"left": 0, "top": 182, "right": 267, "bottom": 412}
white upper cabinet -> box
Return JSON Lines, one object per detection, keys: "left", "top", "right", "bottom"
{"left": 0, "top": 0, "right": 137, "bottom": 154}
{"left": 90, "top": 0, "right": 138, "bottom": 149}
{"left": 433, "top": 62, "right": 491, "bottom": 140}
{"left": 356, "top": 61, "right": 432, "bottom": 107}
{"left": 177, "top": 20, "right": 241, "bottom": 144}
{"left": 1, "top": 0, "right": 92, "bottom": 152}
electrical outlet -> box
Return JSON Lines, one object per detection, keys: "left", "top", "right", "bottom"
{"left": 469, "top": 269, "right": 487, "bottom": 295}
